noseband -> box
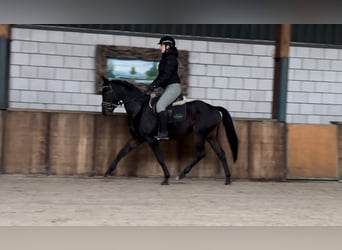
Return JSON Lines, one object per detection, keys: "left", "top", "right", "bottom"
{"left": 101, "top": 85, "right": 123, "bottom": 112}
{"left": 101, "top": 100, "right": 123, "bottom": 110}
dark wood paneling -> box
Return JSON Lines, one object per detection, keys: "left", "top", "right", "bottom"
{"left": 0, "top": 111, "right": 4, "bottom": 173}
{"left": 3, "top": 111, "right": 49, "bottom": 174}
{"left": 0, "top": 110, "right": 288, "bottom": 181}
{"left": 248, "top": 120, "right": 286, "bottom": 180}
{"left": 49, "top": 113, "right": 95, "bottom": 175}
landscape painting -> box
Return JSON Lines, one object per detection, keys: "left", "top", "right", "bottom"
{"left": 107, "top": 58, "right": 159, "bottom": 85}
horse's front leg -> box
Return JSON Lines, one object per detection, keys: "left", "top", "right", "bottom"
{"left": 147, "top": 140, "right": 170, "bottom": 185}
{"left": 104, "top": 137, "right": 142, "bottom": 177}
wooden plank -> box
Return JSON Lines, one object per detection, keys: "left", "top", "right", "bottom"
{"left": 339, "top": 125, "right": 342, "bottom": 180}
{"left": 248, "top": 120, "right": 286, "bottom": 180}
{"left": 287, "top": 124, "right": 338, "bottom": 179}
{"left": 93, "top": 114, "right": 124, "bottom": 176}
{"left": 331, "top": 123, "right": 342, "bottom": 180}
{"left": 3, "top": 111, "right": 49, "bottom": 174}
{"left": 49, "top": 113, "right": 95, "bottom": 175}
{"left": 0, "top": 110, "right": 288, "bottom": 181}
{"left": 0, "top": 111, "right": 4, "bottom": 173}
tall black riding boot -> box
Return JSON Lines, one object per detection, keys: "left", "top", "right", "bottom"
{"left": 156, "top": 111, "right": 169, "bottom": 140}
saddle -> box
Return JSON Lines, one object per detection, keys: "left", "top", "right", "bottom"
{"left": 149, "top": 93, "right": 187, "bottom": 123}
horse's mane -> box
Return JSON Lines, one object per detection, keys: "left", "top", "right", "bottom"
{"left": 112, "top": 79, "right": 143, "bottom": 93}
{"left": 109, "top": 79, "right": 149, "bottom": 105}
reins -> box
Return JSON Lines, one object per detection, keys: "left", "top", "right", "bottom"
{"left": 101, "top": 82, "right": 148, "bottom": 110}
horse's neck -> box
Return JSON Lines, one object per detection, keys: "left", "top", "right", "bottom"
{"left": 113, "top": 82, "right": 140, "bottom": 102}
{"left": 125, "top": 95, "right": 148, "bottom": 115}
{"left": 115, "top": 83, "right": 147, "bottom": 118}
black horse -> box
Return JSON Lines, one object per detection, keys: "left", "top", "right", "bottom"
{"left": 101, "top": 78, "right": 238, "bottom": 185}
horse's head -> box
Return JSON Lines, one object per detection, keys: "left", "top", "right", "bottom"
{"left": 101, "top": 77, "right": 122, "bottom": 116}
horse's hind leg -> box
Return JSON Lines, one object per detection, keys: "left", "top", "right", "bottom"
{"left": 104, "top": 138, "right": 142, "bottom": 177}
{"left": 147, "top": 140, "right": 170, "bottom": 185}
{"left": 207, "top": 137, "right": 231, "bottom": 185}
{"left": 176, "top": 135, "right": 206, "bottom": 181}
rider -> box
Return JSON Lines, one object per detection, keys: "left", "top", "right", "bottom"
{"left": 147, "top": 35, "right": 182, "bottom": 140}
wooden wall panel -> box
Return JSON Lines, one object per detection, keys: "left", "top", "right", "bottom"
{"left": 0, "top": 111, "right": 289, "bottom": 181}
{"left": 93, "top": 114, "right": 129, "bottom": 176}
{"left": 248, "top": 120, "right": 286, "bottom": 180}
{"left": 49, "top": 113, "right": 95, "bottom": 175}
{"left": 338, "top": 124, "right": 342, "bottom": 180}
{"left": 0, "top": 111, "right": 4, "bottom": 173}
{"left": 287, "top": 124, "right": 338, "bottom": 179}
{"left": 3, "top": 111, "right": 48, "bottom": 174}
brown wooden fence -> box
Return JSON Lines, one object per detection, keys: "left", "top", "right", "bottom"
{"left": 287, "top": 124, "right": 339, "bottom": 180}
{"left": 0, "top": 110, "right": 286, "bottom": 180}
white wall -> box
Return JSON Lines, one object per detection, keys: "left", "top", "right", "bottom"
{"left": 288, "top": 46, "right": 342, "bottom": 124}
{"left": 9, "top": 27, "right": 274, "bottom": 118}
{"left": 187, "top": 41, "right": 274, "bottom": 119}
{"left": 9, "top": 27, "right": 342, "bottom": 124}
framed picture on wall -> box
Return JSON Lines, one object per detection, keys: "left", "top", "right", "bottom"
{"left": 95, "top": 45, "right": 189, "bottom": 95}
{"left": 106, "top": 58, "right": 159, "bottom": 85}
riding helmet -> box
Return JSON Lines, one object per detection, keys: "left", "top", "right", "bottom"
{"left": 158, "top": 36, "right": 176, "bottom": 47}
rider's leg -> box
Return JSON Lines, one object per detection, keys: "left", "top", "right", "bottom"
{"left": 155, "top": 83, "right": 182, "bottom": 140}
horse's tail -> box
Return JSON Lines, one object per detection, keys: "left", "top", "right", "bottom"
{"left": 215, "top": 106, "right": 239, "bottom": 162}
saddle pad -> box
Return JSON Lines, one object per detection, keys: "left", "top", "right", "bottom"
{"left": 168, "top": 104, "right": 186, "bottom": 123}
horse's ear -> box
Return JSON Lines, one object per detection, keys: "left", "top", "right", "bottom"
{"left": 102, "top": 76, "right": 109, "bottom": 86}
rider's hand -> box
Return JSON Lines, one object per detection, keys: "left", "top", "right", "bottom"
{"left": 147, "top": 84, "right": 155, "bottom": 92}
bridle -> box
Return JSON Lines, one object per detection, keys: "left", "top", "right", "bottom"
{"left": 101, "top": 83, "right": 148, "bottom": 113}
{"left": 101, "top": 85, "right": 123, "bottom": 112}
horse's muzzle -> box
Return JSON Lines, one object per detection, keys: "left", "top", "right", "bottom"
{"left": 101, "top": 102, "right": 115, "bottom": 115}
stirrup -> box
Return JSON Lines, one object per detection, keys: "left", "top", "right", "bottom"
{"left": 155, "top": 132, "right": 169, "bottom": 140}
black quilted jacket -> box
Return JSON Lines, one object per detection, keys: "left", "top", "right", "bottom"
{"left": 150, "top": 47, "right": 181, "bottom": 89}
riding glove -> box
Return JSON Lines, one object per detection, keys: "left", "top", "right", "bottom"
{"left": 147, "top": 83, "right": 156, "bottom": 92}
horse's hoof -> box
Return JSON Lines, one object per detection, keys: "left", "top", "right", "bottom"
{"left": 177, "top": 173, "right": 185, "bottom": 180}
{"left": 104, "top": 170, "right": 112, "bottom": 177}
{"left": 225, "top": 179, "right": 232, "bottom": 185}
{"left": 160, "top": 180, "right": 169, "bottom": 185}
